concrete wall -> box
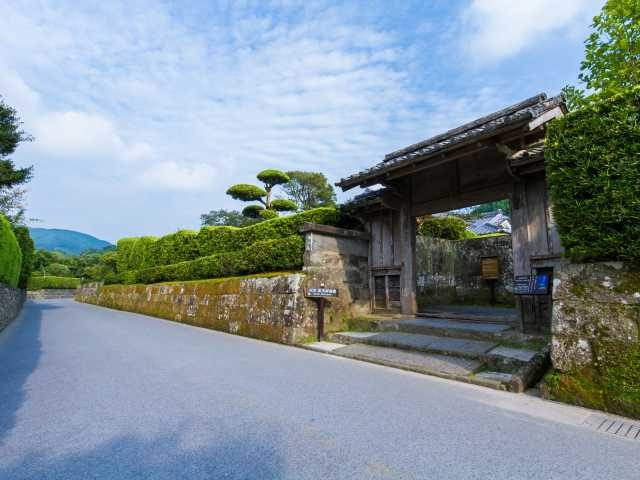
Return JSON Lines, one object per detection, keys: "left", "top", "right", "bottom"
{"left": 416, "top": 235, "right": 514, "bottom": 308}
{"left": 0, "top": 283, "right": 25, "bottom": 332}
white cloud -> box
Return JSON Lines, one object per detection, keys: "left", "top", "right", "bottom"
{"left": 140, "top": 161, "right": 216, "bottom": 191}
{"left": 460, "top": 0, "right": 601, "bottom": 62}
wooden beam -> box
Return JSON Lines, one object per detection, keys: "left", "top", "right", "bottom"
{"left": 528, "top": 106, "right": 564, "bottom": 131}
{"left": 410, "top": 183, "right": 512, "bottom": 217}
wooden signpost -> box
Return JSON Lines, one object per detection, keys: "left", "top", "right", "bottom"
{"left": 306, "top": 286, "right": 338, "bottom": 341}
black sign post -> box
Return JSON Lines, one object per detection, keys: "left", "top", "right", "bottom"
{"left": 306, "top": 287, "right": 338, "bottom": 341}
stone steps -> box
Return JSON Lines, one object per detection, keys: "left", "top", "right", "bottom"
{"left": 418, "top": 306, "right": 518, "bottom": 324}
{"left": 304, "top": 319, "right": 550, "bottom": 393}
{"left": 384, "top": 317, "right": 514, "bottom": 342}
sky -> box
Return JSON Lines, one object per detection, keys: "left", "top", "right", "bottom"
{"left": 1, "top": 0, "right": 604, "bottom": 242}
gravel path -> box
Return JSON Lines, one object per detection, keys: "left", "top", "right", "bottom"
{"left": 0, "top": 299, "right": 637, "bottom": 479}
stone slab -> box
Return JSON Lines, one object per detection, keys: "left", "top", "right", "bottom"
{"left": 303, "top": 342, "right": 346, "bottom": 353}
{"left": 475, "top": 371, "right": 515, "bottom": 383}
{"left": 488, "top": 346, "right": 538, "bottom": 362}
{"left": 398, "top": 318, "right": 511, "bottom": 334}
{"left": 333, "top": 344, "right": 482, "bottom": 376}
{"left": 336, "top": 331, "right": 497, "bottom": 358}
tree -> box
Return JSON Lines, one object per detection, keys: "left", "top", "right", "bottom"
{"left": 226, "top": 169, "right": 297, "bottom": 219}
{"left": 469, "top": 200, "right": 511, "bottom": 218}
{"left": 282, "top": 171, "right": 336, "bottom": 211}
{"left": 0, "top": 97, "right": 32, "bottom": 190}
{"left": 564, "top": 0, "right": 640, "bottom": 108}
{"left": 200, "top": 209, "right": 258, "bottom": 227}
{"left": 0, "top": 187, "right": 26, "bottom": 225}
{"left": 12, "top": 225, "right": 34, "bottom": 288}
{"left": 418, "top": 216, "right": 473, "bottom": 240}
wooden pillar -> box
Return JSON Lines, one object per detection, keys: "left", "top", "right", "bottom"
{"left": 399, "top": 202, "right": 417, "bottom": 315}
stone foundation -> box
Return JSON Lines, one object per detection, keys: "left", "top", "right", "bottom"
{"left": 0, "top": 283, "right": 26, "bottom": 332}
{"left": 546, "top": 262, "right": 640, "bottom": 418}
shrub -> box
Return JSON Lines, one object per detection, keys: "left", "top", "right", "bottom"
{"left": 12, "top": 225, "right": 34, "bottom": 288}
{"left": 27, "top": 275, "right": 80, "bottom": 290}
{"left": 46, "top": 263, "right": 72, "bottom": 277}
{"left": 0, "top": 214, "right": 21, "bottom": 287}
{"left": 116, "top": 207, "right": 339, "bottom": 272}
{"left": 418, "top": 216, "right": 473, "bottom": 240}
{"left": 121, "top": 235, "right": 305, "bottom": 284}
{"left": 546, "top": 88, "right": 640, "bottom": 262}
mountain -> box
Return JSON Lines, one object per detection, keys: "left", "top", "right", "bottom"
{"left": 29, "top": 228, "right": 114, "bottom": 256}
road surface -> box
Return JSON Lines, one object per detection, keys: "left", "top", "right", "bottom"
{"left": 0, "top": 299, "right": 637, "bottom": 479}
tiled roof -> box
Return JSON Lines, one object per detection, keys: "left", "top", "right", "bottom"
{"left": 337, "top": 93, "right": 564, "bottom": 190}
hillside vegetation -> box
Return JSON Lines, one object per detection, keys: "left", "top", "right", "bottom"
{"left": 30, "top": 228, "right": 113, "bottom": 256}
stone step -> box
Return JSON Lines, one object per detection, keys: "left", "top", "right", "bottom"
{"left": 418, "top": 305, "right": 518, "bottom": 324}
{"left": 332, "top": 331, "right": 498, "bottom": 360}
{"left": 387, "top": 317, "right": 513, "bottom": 342}
{"left": 303, "top": 342, "right": 517, "bottom": 392}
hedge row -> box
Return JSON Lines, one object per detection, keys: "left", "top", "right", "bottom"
{"left": 27, "top": 275, "right": 81, "bottom": 290}
{"left": 114, "top": 235, "right": 305, "bottom": 285}
{"left": 116, "top": 207, "right": 338, "bottom": 272}
{"left": 546, "top": 88, "right": 640, "bottom": 262}
{"left": 13, "top": 226, "right": 34, "bottom": 289}
{"left": 0, "top": 214, "right": 21, "bottom": 288}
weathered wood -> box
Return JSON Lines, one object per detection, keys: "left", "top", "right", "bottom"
{"left": 399, "top": 201, "right": 417, "bottom": 315}
{"left": 381, "top": 213, "right": 394, "bottom": 266}
{"left": 525, "top": 174, "right": 550, "bottom": 257}
{"left": 528, "top": 106, "right": 564, "bottom": 131}
{"left": 411, "top": 183, "right": 512, "bottom": 217}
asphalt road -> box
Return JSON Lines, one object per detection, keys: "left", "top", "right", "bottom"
{"left": 0, "top": 299, "right": 637, "bottom": 480}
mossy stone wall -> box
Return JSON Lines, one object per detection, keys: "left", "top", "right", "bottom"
{"left": 76, "top": 274, "right": 316, "bottom": 344}
{"left": 548, "top": 262, "right": 640, "bottom": 418}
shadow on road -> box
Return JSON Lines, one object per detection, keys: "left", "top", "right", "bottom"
{"left": 0, "top": 426, "right": 285, "bottom": 479}
{"left": 0, "top": 301, "right": 60, "bottom": 443}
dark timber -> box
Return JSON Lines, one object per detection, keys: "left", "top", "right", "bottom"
{"left": 338, "top": 93, "right": 567, "bottom": 333}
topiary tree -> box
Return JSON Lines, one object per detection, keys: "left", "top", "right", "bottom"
{"left": 226, "top": 169, "right": 297, "bottom": 219}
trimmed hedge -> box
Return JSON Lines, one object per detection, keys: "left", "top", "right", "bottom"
{"left": 546, "top": 88, "right": 640, "bottom": 262}
{"left": 116, "top": 207, "right": 339, "bottom": 272}
{"left": 0, "top": 214, "right": 21, "bottom": 288}
{"left": 118, "top": 235, "right": 305, "bottom": 284}
{"left": 13, "top": 225, "right": 34, "bottom": 288}
{"left": 27, "top": 275, "right": 81, "bottom": 290}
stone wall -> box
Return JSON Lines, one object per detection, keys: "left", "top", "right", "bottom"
{"left": 416, "top": 235, "right": 514, "bottom": 307}
{"left": 302, "top": 223, "right": 370, "bottom": 323}
{"left": 27, "top": 289, "right": 77, "bottom": 300}
{"left": 0, "top": 282, "right": 25, "bottom": 332}
{"left": 546, "top": 262, "right": 640, "bottom": 418}
{"left": 77, "top": 274, "right": 316, "bottom": 344}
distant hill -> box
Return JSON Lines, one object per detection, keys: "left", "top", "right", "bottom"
{"left": 29, "top": 228, "right": 114, "bottom": 256}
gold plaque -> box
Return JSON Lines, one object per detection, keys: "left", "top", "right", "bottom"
{"left": 481, "top": 257, "right": 499, "bottom": 280}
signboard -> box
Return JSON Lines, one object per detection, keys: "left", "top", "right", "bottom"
{"left": 306, "top": 287, "right": 338, "bottom": 298}
{"left": 513, "top": 274, "right": 551, "bottom": 295}
{"left": 481, "top": 257, "right": 499, "bottom": 280}
{"left": 513, "top": 275, "right": 533, "bottom": 295}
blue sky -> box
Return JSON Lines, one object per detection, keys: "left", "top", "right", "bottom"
{"left": 1, "top": 0, "right": 603, "bottom": 242}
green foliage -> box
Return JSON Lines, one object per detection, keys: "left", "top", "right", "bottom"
{"left": 0, "top": 96, "right": 32, "bottom": 190}
{"left": 0, "top": 213, "right": 21, "bottom": 287}
{"left": 226, "top": 184, "right": 267, "bottom": 202}
{"left": 46, "top": 263, "right": 72, "bottom": 277}
{"left": 27, "top": 275, "right": 81, "bottom": 290}
{"left": 579, "top": 0, "right": 640, "bottom": 98}
{"left": 242, "top": 205, "right": 266, "bottom": 218}
{"left": 270, "top": 199, "right": 297, "bottom": 212}
{"left": 12, "top": 225, "right": 34, "bottom": 288}
{"left": 116, "top": 207, "right": 339, "bottom": 273}
{"left": 282, "top": 171, "right": 337, "bottom": 210}
{"left": 418, "top": 216, "right": 473, "bottom": 240}
{"left": 546, "top": 88, "right": 640, "bottom": 262}
{"left": 468, "top": 200, "right": 511, "bottom": 217}
{"left": 256, "top": 169, "right": 290, "bottom": 188}
{"left": 258, "top": 208, "right": 278, "bottom": 220}
{"left": 200, "top": 209, "right": 258, "bottom": 227}
{"left": 121, "top": 235, "right": 304, "bottom": 284}
{"left": 228, "top": 169, "right": 298, "bottom": 217}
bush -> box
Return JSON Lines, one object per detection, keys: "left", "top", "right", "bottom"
{"left": 418, "top": 216, "right": 473, "bottom": 240}
{"left": 116, "top": 207, "right": 339, "bottom": 272}
{"left": 46, "top": 263, "right": 72, "bottom": 277}
{"left": 120, "top": 235, "right": 305, "bottom": 284}
{"left": 0, "top": 214, "right": 21, "bottom": 287}
{"left": 546, "top": 88, "right": 640, "bottom": 262}
{"left": 27, "top": 275, "right": 81, "bottom": 290}
{"left": 12, "top": 225, "right": 34, "bottom": 288}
